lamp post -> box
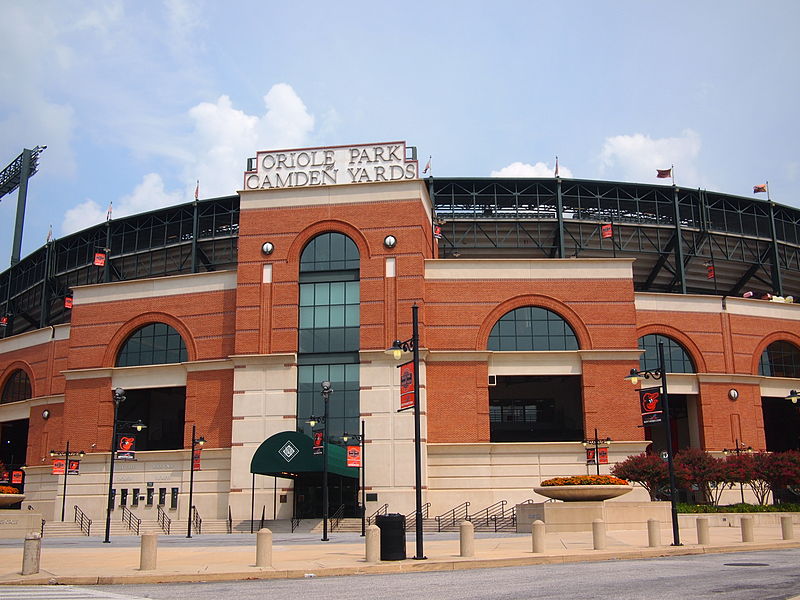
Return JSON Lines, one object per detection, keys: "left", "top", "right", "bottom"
{"left": 625, "top": 341, "right": 681, "bottom": 546}
{"left": 581, "top": 429, "right": 611, "bottom": 476}
{"left": 186, "top": 425, "right": 206, "bottom": 538}
{"left": 386, "top": 303, "right": 425, "bottom": 560}
{"left": 722, "top": 439, "right": 753, "bottom": 504}
{"left": 50, "top": 441, "right": 85, "bottom": 522}
{"left": 343, "top": 418, "right": 366, "bottom": 537}
{"left": 104, "top": 388, "right": 146, "bottom": 544}
{"left": 308, "top": 381, "right": 332, "bottom": 542}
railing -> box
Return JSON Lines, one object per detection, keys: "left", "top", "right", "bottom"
{"left": 120, "top": 505, "right": 141, "bottom": 535}
{"left": 157, "top": 504, "right": 171, "bottom": 535}
{"left": 366, "top": 503, "right": 389, "bottom": 525}
{"left": 74, "top": 505, "right": 92, "bottom": 536}
{"left": 330, "top": 504, "right": 345, "bottom": 532}
{"left": 469, "top": 500, "right": 507, "bottom": 529}
{"left": 491, "top": 499, "right": 534, "bottom": 532}
{"left": 435, "top": 501, "right": 470, "bottom": 532}
{"left": 227, "top": 506, "right": 232, "bottom": 534}
{"left": 404, "top": 502, "right": 430, "bottom": 531}
{"left": 192, "top": 506, "right": 202, "bottom": 535}
{"left": 291, "top": 515, "right": 302, "bottom": 533}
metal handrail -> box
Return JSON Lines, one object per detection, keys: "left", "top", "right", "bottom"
{"left": 192, "top": 505, "right": 202, "bottom": 535}
{"left": 366, "top": 503, "right": 389, "bottom": 525}
{"left": 330, "top": 504, "right": 345, "bottom": 531}
{"left": 404, "top": 502, "right": 430, "bottom": 530}
{"left": 120, "top": 505, "right": 141, "bottom": 535}
{"left": 469, "top": 500, "right": 507, "bottom": 527}
{"left": 157, "top": 504, "right": 171, "bottom": 535}
{"left": 291, "top": 515, "right": 302, "bottom": 533}
{"left": 435, "top": 501, "right": 470, "bottom": 532}
{"left": 227, "top": 506, "right": 232, "bottom": 534}
{"left": 74, "top": 505, "right": 92, "bottom": 536}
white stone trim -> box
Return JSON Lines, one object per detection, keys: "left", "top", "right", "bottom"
{"left": 72, "top": 270, "right": 237, "bottom": 305}
{"left": 425, "top": 258, "right": 634, "bottom": 280}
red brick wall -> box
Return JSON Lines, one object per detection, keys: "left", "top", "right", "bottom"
{"left": 427, "top": 361, "right": 490, "bottom": 443}
{"left": 186, "top": 369, "right": 233, "bottom": 448}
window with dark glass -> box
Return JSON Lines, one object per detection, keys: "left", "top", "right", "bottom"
{"left": 759, "top": 341, "right": 800, "bottom": 378}
{"left": 1, "top": 370, "right": 32, "bottom": 405}
{"left": 116, "top": 323, "right": 188, "bottom": 367}
{"left": 638, "top": 334, "right": 695, "bottom": 373}
{"left": 488, "top": 307, "right": 579, "bottom": 351}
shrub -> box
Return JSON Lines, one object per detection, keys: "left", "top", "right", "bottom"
{"left": 674, "top": 448, "right": 725, "bottom": 505}
{"left": 540, "top": 475, "right": 628, "bottom": 486}
{"left": 611, "top": 453, "right": 668, "bottom": 500}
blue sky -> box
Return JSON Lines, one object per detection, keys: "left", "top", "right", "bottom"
{"left": 1, "top": 0, "right": 798, "bottom": 262}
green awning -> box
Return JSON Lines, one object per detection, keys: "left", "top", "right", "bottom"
{"left": 250, "top": 431, "right": 358, "bottom": 479}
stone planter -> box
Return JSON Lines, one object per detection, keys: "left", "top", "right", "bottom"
{"left": 533, "top": 484, "right": 633, "bottom": 502}
{"left": 0, "top": 494, "right": 24, "bottom": 508}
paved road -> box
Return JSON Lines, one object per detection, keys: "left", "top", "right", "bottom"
{"left": 4, "top": 548, "right": 795, "bottom": 600}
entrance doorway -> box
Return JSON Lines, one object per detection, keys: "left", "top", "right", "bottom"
{"left": 293, "top": 472, "right": 358, "bottom": 518}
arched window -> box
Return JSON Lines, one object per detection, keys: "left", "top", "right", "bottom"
{"left": 759, "top": 340, "right": 800, "bottom": 378}
{"left": 1, "top": 370, "right": 31, "bottom": 404}
{"left": 116, "top": 323, "right": 188, "bottom": 367}
{"left": 300, "top": 232, "right": 359, "bottom": 273}
{"left": 638, "top": 334, "right": 695, "bottom": 373}
{"left": 488, "top": 307, "right": 579, "bottom": 351}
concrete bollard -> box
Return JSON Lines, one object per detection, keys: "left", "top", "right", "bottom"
{"left": 781, "top": 516, "right": 794, "bottom": 540}
{"left": 647, "top": 518, "right": 661, "bottom": 548}
{"left": 21, "top": 532, "right": 41, "bottom": 575}
{"left": 139, "top": 533, "right": 158, "bottom": 571}
{"left": 592, "top": 519, "right": 606, "bottom": 550}
{"left": 256, "top": 528, "right": 273, "bottom": 567}
{"left": 740, "top": 516, "right": 754, "bottom": 542}
{"left": 459, "top": 520, "right": 474, "bottom": 557}
{"left": 365, "top": 524, "right": 380, "bottom": 563}
{"left": 531, "top": 520, "right": 546, "bottom": 553}
{"left": 696, "top": 517, "right": 710, "bottom": 545}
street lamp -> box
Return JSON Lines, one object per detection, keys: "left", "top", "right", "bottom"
{"left": 582, "top": 429, "right": 611, "bottom": 476}
{"left": 342, "top": 419, "right": 366, "bottom": 537}
{"left": 624, "top": 341, "right": 682, "bottom": 546}
{"left": 722, "top": 439, "right": 753, "bottom": 504}
{"left": 186, "top": 425, "right": 206, "bottom": 538}
{"left": 785, "top": 390, "right": 799, "bottom": 404}
{"left": 307, "top": 381, "right": 332, "bottom": 542}
{"left": 385, "top": 302, "right": 425, "bottom": 560}
{"left": 104, "top": 388, "right": 146, "bottom": 544}
{"left": 50, "top": 441, "right": 85, "bottom": 522}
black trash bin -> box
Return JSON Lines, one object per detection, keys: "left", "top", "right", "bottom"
{"left": 375, "top": 513, "right": 406, "bottom": 560}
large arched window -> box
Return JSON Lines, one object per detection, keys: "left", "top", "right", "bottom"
{"left": 759, "top": 341, "right": 800, "bottom": 378}
{"left": 1, "top": 370, "right": 31, "bottom": 405}
{"left": 487, "top": 306, "right": 579, "bottom": 351}
{"left": 638, "top": 334, "right": 695, "bottom": 373}
{"left": 116, "top": 323, "right": 188, "bottom": 367}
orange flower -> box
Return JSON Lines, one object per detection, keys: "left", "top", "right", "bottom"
{"left": 540, "top": 475, "right": 628, "bottom": 487}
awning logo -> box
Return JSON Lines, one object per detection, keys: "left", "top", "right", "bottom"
{"left": 279, "top": 440, "right": 299, "bottom": 462}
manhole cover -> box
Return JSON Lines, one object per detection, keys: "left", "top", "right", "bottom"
{"left": 723, "top": 562, "right": 769, "bottom": 567}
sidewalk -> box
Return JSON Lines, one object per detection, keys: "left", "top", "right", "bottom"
{"left": 1, "top": 525, "right": 799, "bottom": 586}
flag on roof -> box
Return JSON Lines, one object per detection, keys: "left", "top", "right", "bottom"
{"left": 656, "top": 168, "right": 672, "bottom": 179}
{"left": 554, "top": 156, "right": 559, "bottom": 178}
{"left": 106, "top": 202, "right": 113, "bottom": 220}
{"left": 195, "top": 180, "right": 199, "bottom": 200}
{"left": 423, "top": 156, "right": 431, "bottom": 174}
{"left": 753, "top": 184, "right": 767, "bottom": 194}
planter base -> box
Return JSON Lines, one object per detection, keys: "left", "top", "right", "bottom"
{"left": 516, "top": 501, "right": 671, "bottom": 533}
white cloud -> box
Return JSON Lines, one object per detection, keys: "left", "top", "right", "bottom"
{"left": 61, "top": 173, "right": 182, "bottom": 236}
{"left": 491, "top": 161, "right": 573, "bottom": 178}
{"left": 598, "top": 129, "right": 702, "bottom": 185}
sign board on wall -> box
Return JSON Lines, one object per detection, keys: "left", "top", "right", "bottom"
{"left": 244, "top": 142, "right": 418, "bottom": 190}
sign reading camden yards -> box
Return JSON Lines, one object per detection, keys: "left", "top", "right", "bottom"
{"left": 243, "top": 142, "right": 418, "bottom": 190}
{"left": 639, "top": 386, "right": 663, "bottom": 426}
{"left": 399, "top": 360, "right": 415, "bottom": 410}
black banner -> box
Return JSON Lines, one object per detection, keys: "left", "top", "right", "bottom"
{"left": 639, "top": 386, "right": 663, "bottom": 426}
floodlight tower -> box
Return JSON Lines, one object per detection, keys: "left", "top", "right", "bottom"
{"left": 0, "top": 146, "right": 47, "bottom": 265}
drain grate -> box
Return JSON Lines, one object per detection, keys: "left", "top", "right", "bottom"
{"left": 723, "top": 562, "right": 769, "bottom": 567}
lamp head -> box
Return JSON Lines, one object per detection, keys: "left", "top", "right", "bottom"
{"left": 385, "top": 340, "right": 406, "bottom": 360}
{"left": 342, "top": 433, "right": 349, "bottom": 443}
{"left": 624, "top": 369, "right": 640, "bottom": 385}
{"left": 197, "top": 436, "right": 206, "bottom": 446}
{"left": 786, "top": 390, "right": 800, "bottom": 404}
{"left": 307, "top": 416, "right": 319, "bottom": 428}
{"left": 49, "top": 449, "right": 56, "bottom": 457}
{"left": 78, "top": 450, "right": 85, "bottom": 458}
{"left": 131, "top": 419, "right": 147, "bottom": 432}
{"left": 113, "top": 387, "right": 126, "bottom": 403}
{"left": 321, "top": 380, "right": 332, "bottom": 394}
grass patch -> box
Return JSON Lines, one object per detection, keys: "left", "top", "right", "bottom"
{"left": 677, "top": 502, "right": 800, "bottom": 513}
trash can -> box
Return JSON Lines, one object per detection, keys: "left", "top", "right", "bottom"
{"left": 375, "top": 513, "right": 406, "bottom": 560}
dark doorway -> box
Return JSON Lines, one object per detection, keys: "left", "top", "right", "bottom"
{"left": 117, "top": 387, "right": 186, "bottom": 451}
{"left": 762, "top": 396, "right": 800, "bottom": 452}
{"left": 644, "top": 394, "right": 692, "bottom": 453}
{"left": 489, "top": 375, "right": 583, "bottom": 442}
{"left": 0, "top": 418, "right": 28, "bottom": 496}
{"left": 293, "top": 472, "right": 358, "bottom": 518}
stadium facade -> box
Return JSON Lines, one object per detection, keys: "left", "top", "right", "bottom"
{"left": 1, "top": 140, "right": 799, "bottom": 526}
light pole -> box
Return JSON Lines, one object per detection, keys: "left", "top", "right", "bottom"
{"left": 308, "top": 381, "right": 332, "bottom": 542}
{"left": 50, "top": 441, "right": 85, "bottom": 522}
{"left": 386, "top": 303, "right": 425, "bottom": 560}
{"left": 582, "top": 429, "right": 611, "bottom": 476}
{"left": 723, "top": 439, "right": 753, "bottom": 504}
{"left": 104, "top": 388, "right": 146, "bottom": 544}
{"left": 625, "top": 341, "right": 681, "bottom": 546}
{"left": 186, "top": 425, "right": 206, "bottom": 538}
{"left": 343, "top": 418, "right": 366, "bottom": 537}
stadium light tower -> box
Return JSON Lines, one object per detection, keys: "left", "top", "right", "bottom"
{"left": 0, "top": 146, "right": 47, "bottom": 265}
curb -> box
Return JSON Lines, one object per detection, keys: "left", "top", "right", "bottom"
{"left": 2, "top": 540, "right": 799, "bottom": 586}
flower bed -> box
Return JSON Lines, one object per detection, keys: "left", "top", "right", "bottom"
{"left": 540, "top": 475, "right": 629, "bottom": 487}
